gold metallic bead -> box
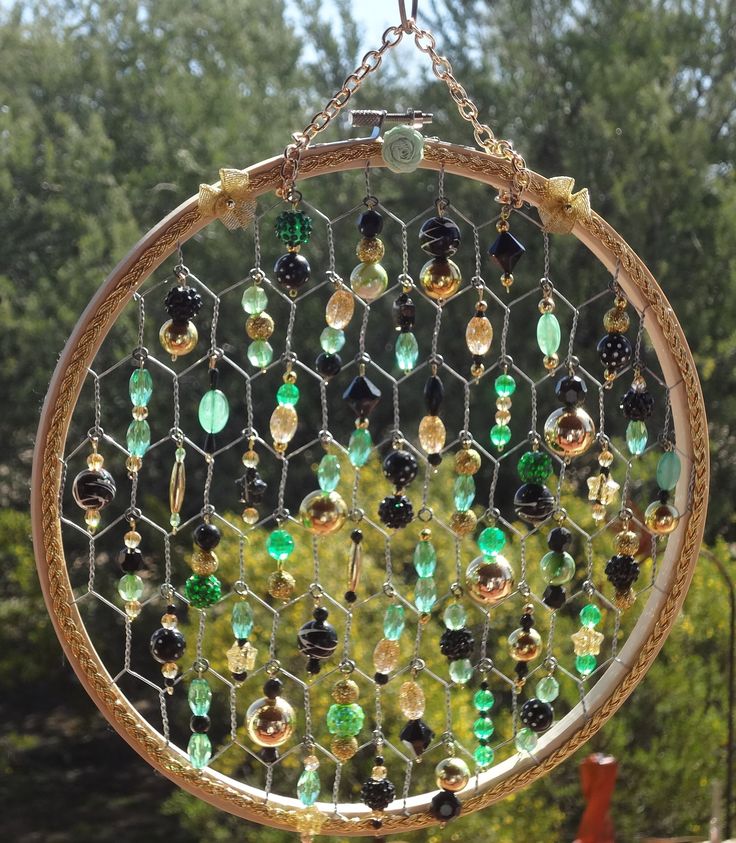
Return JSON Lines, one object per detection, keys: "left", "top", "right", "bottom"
{"left": 246, "top": 312, "right": 275, "bottom": 341}
{"left": 242, "top": 507, "right": 259, "bottom": 525}
{"left": 132, "top": 405, "right": 148, "bottom": 420}
{"left": 615, "top": 529, "right": 639, "bottom": 555}
{"left": 543, "top": 353, "right": 559, "bottom": 371}
{"left": 465, "top": 554, "right": 515, "bottom": 606}
{"left": 191, "top": 547, "right": 219, "bottom": 575}
{"left": 544, "top": 406, "right": 596, "bottom": 457}
{"left": 398, "top": 680, "right": 426, "bottom": 719}
{"left": 470, "top": 363, "right": 485, "bottom": 378}
{"left": 330, "top": 736, "right": 358, "bottom": 762}
{"left": 420, "top": 257, "right": 462, "bottom": 301}
{"left": 455, "top": 448, "right": 481, "bottom": 475}
{"left": 268, "top": 569, "right": 296, "bottom": 600}
{"left": 614, "top": 588, "right": 637, "bottom": 610}
{"left": 538, "top": 297, "right": 555, "bottom": 314}
{"left": 242, "top": 449, "right": 259, "bottom": 467}
{"left": 159, "top": 318, "right": 198, "bottom": 359}
{"left": 270, "top": 404, "right": 298, "bottom": 446}
{"left": 603, "top": 306, "right": 630, "bottom": 333}
{"left": 331, "top": 678, "right": 360, "bottom": 704}
{"left": 495, "top": 408, "right": 511, "bottom": 425}
{"left": 350, "top": 261, "right": 388, "bottom": 302}
{"left": 283, "top": 369, "right": 297, "bottom": 384}
{"left": 435, "top": 756, "right": 470, "bottom": 792}
{"left": 356, "top": 236, "right": 385, "bottom": 262}
{"left": 507, "top": 627, "right": 543, "bottom": 662}
{"left": 644, "top": 501, "right": 680, "bottom": 535}
{"left": 126, "top": 455, "right": 142, "bottom": 473}
{"left": 125, "top": 600, "right": 142, "bottom": 619}
{"left": 418, "top": 414, "right": 446, "bottom": 454}
{"left": 465, "top": 315, "right": 493, "bottom": 355}
{"left": 501, "top": 272, "right": 514, "bottom": 289}
{"left": 373, "top": 638, "right": 400, "bottom": 673}
{"left": 161, "top": 661, "right": 178, "bottom": 679}
{"left": 299, "top": 490, "right": 348, "bottom": 536}
{"left": 325, "top": 288, "right": 355, "bottom": 329}
{"left": 87, "top": 452, "right": 104, "bottom": 470}
{"left": 245, "top": 695, "right": 295, "bottom": 747}
{"left": 124, "top": 530, "right": 141, "bottom": 548}
{"left": 450, "top": 509, "right": 477, "bottom": 537}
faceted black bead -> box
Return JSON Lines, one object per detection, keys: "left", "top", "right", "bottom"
{"left": 430, "top": 790, "right": 462, "bottom": 821}
{"left": 149, "top": 627, "right": 186, "bottom": 664}
{"left": 555, "top": 374, "right": 587, "bottom": 407}
{"left": 190, "top": 714, "right": 211, "bottom": 733}
{"left": 515, "top": 662, "right": 529, "bottom": 679}
{"left": 306, "top": 658, "right": 321, "bottom": 675}
{"left": 193, "top": 522, "right": 221, "bottom": 551}
{"left": 315, "top": 351, "right": 342, "bottom": 379}
{"left": 374, "top": 672, "right": 389, "bottom": 685}
{"left": 72, "top": 468, "right": 116, "bottom": 510}
{"left": 361, "top": 776, "right": 396, "bottom": 811}
{"left": 543, "top": 584, "right": 567, "bottom": 610}
{"left": 419, "top": 215, "right": 461, "bottom": 257}
{"left": 383, "top": 449, "right": 419, "bottom": 488}
{"left": 424, "top": 375, "right": 444, "bottom": 415}
{"left": 393, "top": 293, "right": 416, "bottom": 330}
{"left": 274, "top": 251, "right": 310, "bottom": 292}
{"left": 439, "top": 628, "right": 475, "bottom": 660}
{"left": 344, "top": 590, "right": 357, "bottom": 603}
{"left": 520, "top": 614, "right": 534, "bottom": 630}
{"left": 488, "top": 231, "right": 525, "bottom": 273}
{"left": 520, "top": 698, "right": 554, "bottom": 733}
{"left": 597, "top": 332, "right": 632, "bottom": 371}
{"left": 513, "top": 483, "right": 555, "bottom": 524}
{"left": 621, "top": 387, "right": 655, "bottom": 421}
{"left": 358, "top": 207, "right": 384, "bottom": 237}
{"left": 263, "top": 677, "right": 283, "bottom": 698}
{"left": 164, "top": 285, "right": 202, "bottom": 322}
{"left": 343, "top": 375, "right": 382, "bottom": 419}
{"left": 400, "top": 718, "right": 435, "bottom": 757}
{"left": 119, "top": 547, "right": 143, "bottom": 573}
{"left": 547, "top": 526, "right": 572, "bottom": 552}
{"left": 297, "top": 618, "right": 338, "bottom": 661}
{"left": 605, "top": 554, "right": 640, "bottom": 590}
{"left": 378, "top": 494, "right": 414, "bottom": 529}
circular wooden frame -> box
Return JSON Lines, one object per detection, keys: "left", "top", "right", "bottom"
{"left": 31, "top": 138, "right": 709, "bottom": 836}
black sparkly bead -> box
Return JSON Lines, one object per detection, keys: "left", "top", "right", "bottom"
{"left": 358, "top": 208, "right": 383, "bottom": 237}
{"left": 424, "top": 375, "right": 444, "bottom": 415}
{"left": 193, "top": 522, "right": 221, "bottom": 551}
{"left": 72, "top": 468, "right": 116, "bottom": 510}
{"left": 547, "top": 526, "right": 572, "bottom": 552}
{"left": 543, "top": 584, "right": 567, "bottom": 609}
{"left": 343, "top": 375, "right": 382, "bottom": 419}
{"left": 555, "top": 374, "right": 587, "bottom": 407}
{"left": 488, "top": 230, "right": 525, "bottom": 273}
{"left": 344, "top": 590, "right": 357, "bottom": 603}
{"left": 315, "top": 351, "right": 342, "bottom": 379}
{"left": 190, "top": 715, "right": 210, "bottom": 733}
{"left": 400, "top": 718, "right": 435, "bottom": 757}
{"left": 515, "top": 662, "right": 529, "bottom": 679}
{"left": 383, "top": 449, "right": 419, "bottom": 488}
{"left": 430, "top": 790, "right": 462, "bottom": 821}
{"left": 513, "top": 483, "right": 555, "bottom": 524}
{"left": 263, "top": 677, "right": 283, "bottom": 699}
{"left": 149, "top": 627, "right": 186, "bottom": 663}
{"left": 439, "top": 628, "right": 475, "bottom": 660}
{"left": 605, "top": 554, "right": 640, "bottom": 590}
{"left": 621, "top": 387, "right": 655, "bottom": 421}
{"left": 597, "top": 332, "right": 633, "bottom": 371}
{"left": 296, "top": 618, "right": 338, "bottom": 661}
{"left": 520, "top": 698, "right": 554, "bottom": 733}
{"left": 393, "top": 293, "right": 416, "bottom": 330}
{"left": 419, "top": 215, "right": 461, "bottom": 257}
{"left": 119, "top": 547, "right": 143, "bottom": 573}
{"left": 361, "top": 776, "right": 396, "bottom": 811}
{"left": 274, "top": 252, "right": 310, "bottom": 292}
{"left": 378, "top": 494, "right": 414, "bottom": 529}
{"left": 164, "top": 285, "right": 202, "bottom": 322}
{"left": 374, "top": 672, "right": 389, "bottom": 685}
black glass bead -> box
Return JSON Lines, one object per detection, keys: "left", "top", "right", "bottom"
{"left": 259, "top": 747, "right": 278, "bottom": 764}
{"left": 605, "top": 554, "right": 640, "bottom": 590}
{"left": 119, "top": 547, "right": 143, "bottom": 573}
{"left": 520, "top": 698, "right": 554, "bottom": 733}
{"left": 72, "top": 468, "right": 116, "bottom": 510}
{"left": 274, "top": 251, "right": 310, "bottom": 292}
{"left": 374, "top": 672, "right": 389, "bottom": 685}
{"left": 555, "top": 374, "right": 587, "bottom": 407}
{"left": 543, "top": 584, "right": 567, "bottom": 609}
{"left": 520, "top": 614, "right": 534, "bottom": 630}
{"left": 149, "top": 627, "right": 186, "bottom": 664}
{"left": 488, "top": 231, "right": 525, "bottom": 273}
{"left": 351, "top": 529, "right": 363, "bottom": 543}
{"left": 393, "top": 293, "right": 416, "bottom": 330}
{"left": 232, "top": 671, "right": 247, "bottom": 683}
{"left": 374, "top": 755, "right": 385, "bottom": 765}
{"left": 424, "top": 375, "right": 444, "bottom": 415}
{"left": 315, "top": 351, "right": 342, "bottom": 379}
{"left": 371, "top": 819, "right": 383, "bottom": 830}
{"left": 430, "top": 790, "right": 462, "bottom": 821}
{"left": 297, "top": 618, "right": 338, "bottom": 661}
{"left": 361, "top": 776, "right": 396, "bottom": 811}
{"left": 358, "top": 207, "right": 384, "bottom": 237}
{"left": 313, "top": 606, "right": 329, "bottom": 622}
{"left": 515, "top": 662, "right": 529, "bottom": 679}
{"left": 419, "top": 215, "right": 461, "bottom": 257}
{"left": 400, "top": 718, "right": 435, "bottom": 757}
{"left": 597, "top": 332, "right": 633, "bottom": 371}
{"left": 164, "top": 285, "right": 203, "bottom": 322}
{"left": 164, "top": 678, "right": 176, "bottom": 689}
{"left": 382, "top": 449, "right": 419, "bottom": 488}
{"left": 190, "top": 714, "right": 210, "bottom": 733}
{"left": 263, "top": 677, "right": 283, "bottom": 699}
{"left": 344, "top": 590, "right": 357, "bottom": 603}
{"left": 306, "top": 658, "right": 321, "bottom": 675}
{"left": 343, "top": 375, "right": 382, "bottom": 419}
{"left": 378, "top": 494, "right": 414, "bottom": 529}
{"left": 621, "top": 387, "right": 655, "bottom": 421}
{"left": 547, "top": 526, "right": 572, "bottom": 552}
{"left": 439, "top": 628, "right": 475, "bottom": 660}
{"left": 658, "top": 489, "right": 670, "bottom": 504}
{"left": 513, "top": 483, "right": 555, "bottom": 524}
{"left": 193, "top": 522, "right": 221, "bottom": 551}
{"left": 428, "top": 453, "right": 443, "bottom": 467}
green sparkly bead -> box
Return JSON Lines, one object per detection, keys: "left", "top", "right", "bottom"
{"left": 580, "top": 603, "right": 602, "bottom": 628}
{"left": 297, "top": 768, "right": 321, "bottom": 807}
{"left": 383, "top": 604, "right": 406, "bottom": 640}
{"left": 242, "top": 285, "right": 268, "bottom": 315}
{"left": 317, "top": 454, "right": 341, "bottom": 492}
{"left": 473, "top": 716, "right": 495, "bottom": 740}
{"left": 198, "top": 389, "right": 229, "bottom": 434}
{"left": 274, "top": 209, "right": 313, "bottom": 246}
{"left": 540, "top": 550, "right": 576, "bottom": 585}
{"left": 267, "top": 529, "right": 294, "bottom": 561}
{"left": 118, "top": 573, "right": 144, "bottom": 601}
{"left": 320, "top": 326, "right": 345, "bottom": 354}
{"left": 494, "top": 373, "right": 516, "bottom": 397}
{"left": 232, "top": 601, "right": 254, "bottom": 639}
{"left": 449, "top": 658, "right": 473, "bottom": 684}
{"left": 188, "top": 678, "right": 212, "bottom": 716}
{"left": 415, "top": 576, "right": 437, "bottom": 613}
{"left": 517, "top": 450, "right": 553, "bottom": 483}
{"left": 474, "top": 744, "right": 495, "bottom": 768}
{"left": 129, "top": 368, "right": 153, "bottom": 406}
{"left": 536, "top": 312, "right": 561, "bottom": 356}
{"left": 535, "top": 675, "right": 559, "bottom": 702}
{"left": 247, "top": 339, "right": 273, "bottom": 369}
{"left": 657, "top": 450, "right": 681, "bottom": 491}
{"left": 276, "top": 382, "right": 300, "bottom": 407}
{"left": 576, "top": 653, "right": 597, "bottom": 676}
{"left": 326, "top": 702, "right": 365, "bottom": 737}
{"left": 453, "top": 474, "right": 475, "bottom": 511}
{"left": 188, "top": 732, "right": 212, "bottom": 769}
{"left": 126, "top": 419, "right": 151, "bottom": 457}
{"left": 413, "top": 540, "right": 437, "bottom": 577}
{"left": 515, "top": 726, "right": 538, "bottom": 753}
{"left": 626, "top": 420, "right": 648, "bottom": 455}
{"left": 185, "top": 574, "right": 222, "bottom": 608}
{"left": 395, "top": 332, "right": 419, "bottom": 372}
{"left": 473, "top": 688, "right": 495, "bottom": 711}
{"left": 490, "top": 423, "right": 511, "bottom": 449}
{"left": 348, "top": 427, "right": 373, "bottom": 467}
{"left": 477, "top": 526, "right": 505, "bottom": 557}
{"left": 443, "top": 603, "right": 467, "bottom": 630}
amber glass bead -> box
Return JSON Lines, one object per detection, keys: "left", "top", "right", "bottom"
{"left": 420, "top": 257, "right": 462, "bottom": 300}
{"left": 373, "top": 638, "right": 400, "bottom": 673}
{"left": 455, "top": 448, "right": 481, "bottom": 475}
{"left": 603, "top": 305, "right": 630, "bottom": 333}
{"left": 644, "top": 501, "right": 680, "bottom": 535}
{"left": 398, "top": 680, "right": 426, "bottom": 719}
{"left": 465, "top": 315, "right": 493, "bottom": 355}
{"left": 245, "top": 696, "right": 295, "bottom": 747}
{"left": 418, "top": 415, "right": 446, "bottom": 454}
{"left": 331, "top": 736, "right": 359, "bottom": 761}
{"left": 191, "top": 548, "right": 219, "bottom": 575}
{"left": 450, "top": 509, "right": 477, "bottom": 537}
{"left": 332, "top": 678, "right": 360, "bottom": 704}
{"left": 508, "top": 627, "right": 542, "bottom": 662}
{"left": 268, "top": 569, "right": 296, "bottom": 600}
{"left": 299, "top": 490, "right": 348, "bottom": 536}
{"left": 159, "top": 319, "right": 198, "bottom": 359}
{"left": 325, "top": 289, "right": 355, "bottom": 329}
{"left": 615, "top": 529, "right": 639, "bottom": 555}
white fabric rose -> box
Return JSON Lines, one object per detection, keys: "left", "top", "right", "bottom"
{"left": 381, "top": 125, "right": 425, "bottom": 174}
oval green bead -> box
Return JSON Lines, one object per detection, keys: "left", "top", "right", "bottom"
{"left": 536, "top": 312, "right": 561, "bottom": 356}
{"left": 242, "top": 284, "right": 268, "bottom": 315}
{"left": 517, "top": 450, "right": 553, "bottom": 483}
{"left": 580, "top": 603, "right": 602, "bottom": 628}
{"left": 413, "top": 541, "right": 437, "bottom": 577}
{"left": 449, "top": 658, "right": 473, "bottom": 684}
{"left": 297, "top": 769, "right": 321, "bottom": 807}
{"left": 474, "top": 687, "right": 495, "bottom": 711}
{"left": 478, "top": 526, "right": 505, "bottom": 557}
{"left": 383, "top": 604, "right": 406, "bottom": 640}
{"left": 118, "top": 573, "right": 143, "bottom": 601}
{"left": 395, "top": 332, "right": 419, "bottom": 372}
{"left": 535, "top": 675, "right": 559, "bottom": 702}
{"left": 515, "top": 726, "right": 538, "bottom": 753}
{"left": 415, "top": 576, "right": 437, "bottom": 613}
{"left": 276, "top": 382, "right": 300, "bottom": 406}
{"left": 490, "top": 423, "right": 511, "bottom": 449}
{"left": 317, "top": 454, "right": 341, "bottom": 492}
{"left": 657, "top": 450, "right": 681, "bottom": 491}
{"left": 188, "top": 732, "right": 212, "bottom": 769}
{"left": 320, "top": 326, "right": 345, "bottom": 354}
{"left": 473, "top": 716, "right": 495, "bottom": 740}
{"left": 576, "top": 653, "right": 597, "bottom": 676}
{"left": 126, "top": 419, "right": 151, "bottom": 457}
{"left": 247, "top": 339, "right": 273, "bottom": 369}
{"left": 443, "top": 603, "right": 467, "bottom": 630}
{"left": 474, "top": 744, "right": 495, "bottom": 767}
{"left": 494, "top": 373, "right": 516, "bottom": 397}
{"left": 129, "top": 368, "right": 153, "bottom": 406}
{"left": 188, "top": 678, "right": 212, "bottom": 716}
{"left": 626, "top": 420, "right": 648, "bottom": 455}
{"left": 453, "top": 474, "right": 476, "bottom": 511}
{"left": 184, "top": 574, "right": 222, "bottom": 608}
{"left": 266, "top": 529, "right": 294, "bottom": 561}
{"left": 540, "top": 550, "right": 576, "bottom": 585}
{"left": 198, "top": 389, "right": 229, "bottom": 434}
{"left": 348, "top": 428, "right": 373, "bottom": 467}
{"left": 232, "top": 601, "right": 254, "bottom": 639}
{"left": 326, "top": 702, "right": 365, "bottom": 737}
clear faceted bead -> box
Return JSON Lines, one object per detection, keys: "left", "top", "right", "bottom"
{"left": 188, "top": 678, "right": 212, "bottom": 716}
{"left": 449, "top": 658, "right": 473, "bottom": 684}
{"left": 126, "top": 419, "right": 151, "bottom": 457}
{"left": 413, "top": 540, "right": 437, "bottom": 577}
{"left": 242, "top": 284, "right": 268, "bottom": 315}
{"left": 320, "top": 326, "right": 346, "bottom": 354}
{"left": 317, "top": 454, "right": 341, "bottom": 492}
{"left": 536, "top": 675, "right": 559, "bottom": 702}
{"left": 626, "top": 420, "right": 648, "bottom": 455}
{"left": 188, "top": 732, "right": 212, "bottom": 769}
{"left": 395, "top": 332, "right": 419, "bottom": 372}
{"left": 348, "top": 427, "right": 373, "bottom": 467}
{"left": 129, "top": 368, "right": 153, "bottom": 406}
{"left": 443, "top": 603, "right": 467, "bottom": 630}
{"left": 383, "top": 604, "right": 406, "bottom": 640}
{"left": 415, "top": 576, "right": 437, "bottom": 613}
{"left": 232, "top": 600, "right": 254, "bottom": 639}
{"left": 297, "top": 768, "right": 321, "bottom": 807}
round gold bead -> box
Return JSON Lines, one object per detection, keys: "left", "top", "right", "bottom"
{"left": 615, "top": 529, "right": 639, "bottom": 556}
{"left": 470, "top": 363, "right": 485, "bottom": 378}
{"left": 330, "top": 736, "right": 359, "bottom": 762}
{"left": 299, "top": 490, "right": 348, "bottom": 536}
{"left": 507, "top": 627, "right": 543, "bottom": 662}
{"left": 245, "top": 695, "right": 295, "bottom": 747}
{"left": 246, "top": 312, "right": 275, "bottom": 341}
{"left": 538, "top": 297, "right": 555, "bottom": 314}
{"left": 455, "top": 448, "right": 481, "bottom": 475}
{"left": 435, "top": 756, "right": 470, "bottom": 792}
{"left": 603, "top": 306, "right": 630, "bottom": 333}
{"left": 644, "top": 501, "right": 680, "bottom": 535}
{"left": 420, "top": 527, "right": 432, "bottom": 541}
{"left": 356, "top": 236, "right": 385, "bottom": 262}
{"left": 371, "top": 765, "right": 388, "bottom": 780}
{"left": 87, "top": 452, "right": 104, "bottom": 470}
{"left": 450, "top": 509, "right": 477, "bottom": 537}
{"left": 501, "top": 272, "right": 514, "bottom": 289}
{"left": 398, "top": 680, "right": 426, "bottom": 719}
{"left": 496, "top": 396, "right": 512, "bottom": 411}
{"left": 543, "top": 406, "right": 596, "bottom": 458}
{"left": 242, "top": 507, "right": 259, "bottom": 525}
{"left": 242, "top": 449, "right": 259, "bottom": 467}
{"left": 161, "top": 612, "right": 178, "bottom": 629}
{"left": 325, "top": 289, "right": 356, "bottom": 329}
{"left": 419, "top": 257, "right": 462, "bottom": 301}
{"left": 543, "top": 353, "right": 560, "bottom": 371}
{"left": 191, "top": 547, "right": 219, "bottom": 575}
{"left": 373, "top": 638, "right": 400, "bottom": 674}
{"left": 159, "top": 318, "right": 198, "bottom": 359}
{"left": 268, "top": 569, "right": 296, "bottom": 600}
{"left": 614, "top": 588, "right": 637, "bottom": 610}
{"left": 465, "top": 554, "right": 515, "bottom": 607}
{"left": 331, "top": 678, "right": 360, "bottom": 704}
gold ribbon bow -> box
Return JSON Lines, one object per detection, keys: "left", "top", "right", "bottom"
{"left": 538, "top": 176, "right": 591, "bottom": 234}
{"left": 198, "top": 168, "right": 256, "bottom": 230}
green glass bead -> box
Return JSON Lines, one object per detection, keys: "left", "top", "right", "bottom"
{"left": 580, "top": 603, "right": 602, "bottom": 628}
{"left": 170, "top": 512, "right": 181, "bottom": 529}
{"left": 320, "top": 326, "right": 345, "bottom": 354}
{"left": 474, "top": 688, "right": 495, "bottom": 711}
{"left": 415, "top": 576, "right": 437, "bottom": 613}
{"left": 129, "top": 368, "right": 153, "bottom": 406}
{"left": 626, "top": 420, "right": 648, "bottom": 456}
{"left": 473, "top": 715, "right": 495, "bottom": 740}
{"left": 576, "top": 653, "right": 597, "bottom": 676}
{"left": 515, "top": 727, "right": 538, "bottom": 753}
{"left": 449, "top": 658, "right": 473, "bottom": 684}
{"left": 383, "top": 604, "right": 406, "bottom": 640}
{"left": 232, "top": 601, "right": 254, "bottom": 639}
{"left": 517, "top": 450, "right": 553, "bottom": 483}
{"left": 474, "top": 744, "right": 495, "bottom": 768}
{"left": 275, "top": 209, "right": 313, "bottom": 246}
{"left": 198, "top": 389, "right": 229, "bottom": 435}
{"left": 326, "top": 702, "right": 365, "bottom": 737}
{"left": 242, "top": 284, "right": 269, "bottom": 315}
{"left": 188, "top": 678, "right": 212, "bottom": 716}
{"left": 118, "top": 573, "right": 143, "bottom": 601}
{"left": 247, "top": 339, "right": 273, "bottom": 369}
{"left": 266, "top": 529, "right": 294, "bottom": 561}
{"left": 317, "top": 454, "right": 341, "bottom": 493}
{"left": 188, "top": 732, "right": 212, "bottom": 769}
{"left": 185, "top": 574, "right": 222, "bottom": 608}
{"left": 395, "top": 332, "right": 419, "bottom": 372}
{"left": 490, "top": 424, "right": 511, "bottom": 449}
{"left": 126, "top": 419, "right": 150, "bottom": 457}
{"left": 297, "top": 768, "right": 321, "bottom": 807}
{"left": 536, "top": 312, "right": 561, "bottom": 356}
{"left": 276, "top": 382, "right": 300, "bottom": 407}
{"left": 657, "top": 450, "right": 681, "bottom": 491}
{"left": 540, "top": 550, "right": 576, "bottom": 585}
{"left": 535, "top": 675, "right": 559, "bottom": 702}
{"left": 413, "top": 541, "right": 437, "bottom": 577}
{"left": 477, "top": 526, "right": 505, "bottom": 557}
{"left": 443, "top": 603, "right": 467, "bottom": 630}
{"left": 494, "top": 373, "right": 516, "bottom": 397}
{"left": 453, "top": 474, "right": 476, "bottom": 511}
{"left": 348, "top": 427, "right": 373, "bottom": 467}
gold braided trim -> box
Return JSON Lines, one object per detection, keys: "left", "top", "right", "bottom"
{"left": 35, "top": 139, "right": 708, "bottom": 836}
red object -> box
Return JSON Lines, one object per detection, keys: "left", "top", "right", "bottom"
{"left": 575, "top": 753, "right": 618, "bottom": 843}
